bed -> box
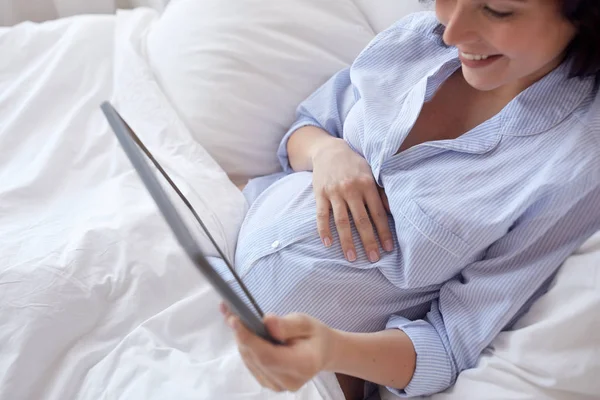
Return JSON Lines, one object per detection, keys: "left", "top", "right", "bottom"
{"left": 0, "top": 1, "right": 599, "bottom": 399}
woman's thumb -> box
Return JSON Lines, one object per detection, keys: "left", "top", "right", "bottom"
{"left": 265, "top": 313, "right": 314, "bottom": 342}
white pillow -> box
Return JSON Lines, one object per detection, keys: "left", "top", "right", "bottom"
{"left": 145, "top": 0, "right": 376, "bottom": 184}
{"left": 354, "top": 0, "right": 428, "bottom": 33}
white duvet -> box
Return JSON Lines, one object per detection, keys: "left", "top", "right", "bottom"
{"left": 1, "top": 8, "right": 599, "bottom": 400}
{"left": 0, "top": 10, "right": 340, "bottom": 400}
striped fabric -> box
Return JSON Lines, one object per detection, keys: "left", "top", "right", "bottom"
{"left": 213, "top": 11, "right": 600, "bottom": 397}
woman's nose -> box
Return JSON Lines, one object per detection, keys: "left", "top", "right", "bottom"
{"left": 442, "top": 5, "right": 480, "bottom": 47}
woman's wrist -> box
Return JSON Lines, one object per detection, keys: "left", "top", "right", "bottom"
{"left": 322, "top": 327, "right": 350, "bottom": 372}
{"left": 309, "top": 136, "right": 348, "bottom": 170}
{"left": 321, "top": 327, "right": 417, "bottom": 390}
{"left": 287, "top": 126, "right": 343, "bottom": 171}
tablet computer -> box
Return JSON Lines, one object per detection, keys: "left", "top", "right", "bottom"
{"left": 100, "top": 101, "right": 279, "bottom": 345}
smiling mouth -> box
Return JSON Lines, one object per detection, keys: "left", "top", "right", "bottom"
{"left": 460, "top": 52, "right": 501, "bottom": 61}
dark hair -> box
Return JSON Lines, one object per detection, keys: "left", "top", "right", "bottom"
{"left": 561, "top": 0, "right": 600, "bottom": 78}
{"left": 421, "top": 0, "right": 600, "bottom": 79}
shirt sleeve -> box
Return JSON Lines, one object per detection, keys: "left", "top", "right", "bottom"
{"left": 276, "top": 66, "right": 358, "bottom": 172}
{"left": 385, "top": 175, "right": 600, "bottom": 397}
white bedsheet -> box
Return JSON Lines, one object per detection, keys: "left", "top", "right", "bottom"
{"left": 0, "top": 10, "right": 341, "bottom": 400}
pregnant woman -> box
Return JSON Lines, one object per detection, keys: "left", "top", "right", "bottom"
{"left": 217, "top": 0, "right": 600, "bottom": 398}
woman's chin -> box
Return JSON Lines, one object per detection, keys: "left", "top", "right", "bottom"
{"left": 462, "top": 72, "right": 504, "bottom": 92}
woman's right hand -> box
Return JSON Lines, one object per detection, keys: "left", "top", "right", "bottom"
{"left": 311, "top": 138, "right": 393, "bottom": 263}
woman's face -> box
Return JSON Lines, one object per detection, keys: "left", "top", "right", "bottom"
{"left": 436, "top": 0, "right": 577, "bottom": 92}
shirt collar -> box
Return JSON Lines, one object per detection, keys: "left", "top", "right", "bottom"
{"left": 427, "top": 52, "right": 595, "bottom": 146}
{"left": 429, "top": 25, "right": 594, "bottom": 136}
{"left": 499, "top": 60, "right": 596, "bottom": 137}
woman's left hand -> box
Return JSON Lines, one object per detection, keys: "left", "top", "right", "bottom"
{"left": 220, "top": 303, "right": 337, "bottom": 393}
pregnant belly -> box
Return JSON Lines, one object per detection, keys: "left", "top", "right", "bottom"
{"left": 232, "top": 239, "right": 434, "bottom": 333}
{"left": 231, "top": 172, "right": 436, "bottom": 332}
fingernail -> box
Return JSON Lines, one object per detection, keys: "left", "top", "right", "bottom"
{"left": 368, "top": 250, "right": 380, "bottom": 263}
{"left": 346, "top": 249, "right": 357, "bottom": 262}
{"left": 270, "top": 318, "right": 281, "bottom": 338}
{"left": 228, "top": 316, "right": 237, "bottom": 330}
{"left": 323, "top": 237, "right": 332, "bottom": 247}
{"left": 384, "top": 240, "right": 394, "bottom": 252}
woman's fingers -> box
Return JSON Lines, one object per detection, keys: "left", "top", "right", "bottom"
{"left": 346, "top": 197, "right": 380, "bottom": 262}
{"left": 219, "top": 302, "right": 229, "bottom": 316}
{"left": 239, "top": 346, "right": 284, "bottom": 392}
{"left": 228, "top": 311, "right": 331, "bottom": 394}
{"left": 316, "top": 173, "right": 393, "bottom": 261}
{"left": 315, "top": 192, "right": 333, "bottom": 248}
{"left": 330, "top": 195, "right": 357, "bottom": 262}
{"left": 232, "top": 316, "right": 287, "bottom": 392}
{"left": 365, "top": 186, "right": 394, "bottom": 252}
{"left": 323, "top": 183, "right": 393, "bottom": 261}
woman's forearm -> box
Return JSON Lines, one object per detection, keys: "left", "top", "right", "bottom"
{"left": 286, "top": 126, "right": 345, "bottom": 172}
{"left": 326, "top": 328, "right": 417, "bottom": 390}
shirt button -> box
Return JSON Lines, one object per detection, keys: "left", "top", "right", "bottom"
{"left": 271, "top": 240, "right": 280, "bottom": 249}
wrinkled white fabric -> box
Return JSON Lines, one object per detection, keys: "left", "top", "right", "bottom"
{"left": 0, "top": 10, "right": 341, "bottom": 400}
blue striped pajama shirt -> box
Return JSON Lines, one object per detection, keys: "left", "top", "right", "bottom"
{"left": 211, "top": 12, "right": 600, "bottom": 397}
